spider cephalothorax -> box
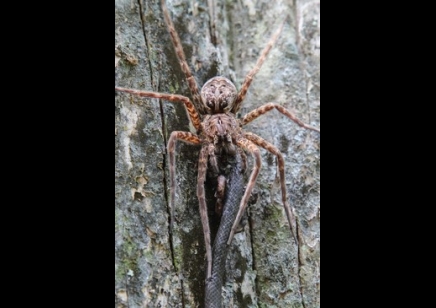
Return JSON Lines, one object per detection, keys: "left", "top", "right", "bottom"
{"left": 200, "top": 76, "right": 237, "bottom": 114}
{"left": 200, "top": 77, "right": 240, "bottom": 158}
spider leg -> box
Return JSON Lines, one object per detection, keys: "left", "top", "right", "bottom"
{"left": 239, "top": 148, "right": 248, "bottom": 173}
{"left": 167, "top": 131, "right": 201, "bottom": 237}
{"left": 244, "top": 132, "right": 298, "bottom": 244}
{"left": 241, "top": 102, "right": 320, "bottom": 133}
{"left": 197, "top": 145, "right": 213, "bottom": 278}
{"left": 214, "top": 175, "right": 226, "bottom": 216}
{"left": 227, "top": 138, "right": 262, "bottom": 245}
{"left": 115, "top": 87, "right": 202, "bottom": 131}
{"left": 207, "top": 143, "right": 219, "bottom": 175}
{"left": 205, "top": 143, "right": 224, "bottom": 214}
{"left": 231, "top": 18, "right": 287, "bottom": 114}
{"left": 161, "top": 0, "right": 204, "bottom": 113}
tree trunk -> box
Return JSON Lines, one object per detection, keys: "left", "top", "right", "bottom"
{"left": 115, "top": 0, "right": 320, "bottom": 307}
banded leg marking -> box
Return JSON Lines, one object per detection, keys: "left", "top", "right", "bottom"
{"left": 244, "top": 132, "right": 298, "bottom": 244}
{"left": 161, "top": 0, "right": 204, "bottom": 113}
{"left": 241, "top": 102, "right": 320, "bottom": 133}
{"left": 115, "top": 87, "right": 202, "bottom": 131}
{"left": 231, "top": 18, "right": 287, "bottom": 114}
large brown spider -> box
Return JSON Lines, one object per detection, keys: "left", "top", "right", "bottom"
{"left": 115, "top": 0, "right": 319, "bottom": 280}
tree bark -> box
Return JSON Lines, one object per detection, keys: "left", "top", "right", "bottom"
{"left": 115, "top": 0, "right": 320, "bottom": 307}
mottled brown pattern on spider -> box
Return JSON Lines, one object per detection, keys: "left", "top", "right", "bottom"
{"left": 115, "top": 0, "right": 320, "bottom": 280}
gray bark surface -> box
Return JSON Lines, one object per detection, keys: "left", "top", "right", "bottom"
{"left": 115, "top": 0, "right": 320, "bottom": 307}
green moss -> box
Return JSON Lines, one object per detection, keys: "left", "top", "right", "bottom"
{"left": 115, "top": 211, "right": 141, "bottom": 282}
{"left": 172, "top": 243, "right": 183, "bottom": 271}
{"left": 115, "top": 241, "right": 139, "bottom": 282}
{"left": 168, "top": 82, "right": 179, "bottom": 94}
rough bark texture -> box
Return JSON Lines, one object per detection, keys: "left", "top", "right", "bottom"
{"left": 115, "top": 0, "right": 320, "bottom": 307}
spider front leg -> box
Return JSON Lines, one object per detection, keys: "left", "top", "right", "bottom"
{"left": 160, "top": 0, "right": 204, "bottom": 113}
{"left": 244, "top": 132, "right": 298, "bottom": 244}
{"left": 227, "top": 138, "right": 262, "bottom": 245}
{"left": 231, "top": 18, "right": 287, "bottom": 114}
{"left": 241, "top": 102, "right": 320, "bottom": 133}
{"left": 115, "top": 87, "right": 202, "bottom": 131}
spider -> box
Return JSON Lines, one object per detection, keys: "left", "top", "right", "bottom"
{"left": 115, "top": 0, "right": 320, "bottom": 280}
